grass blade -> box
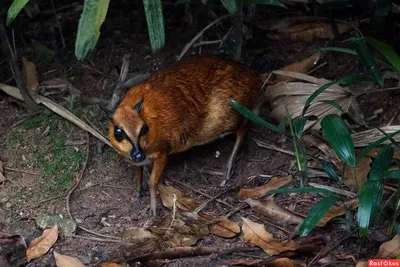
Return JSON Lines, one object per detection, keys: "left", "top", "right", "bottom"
{"left": 75, "top": 0, "right": 110, "bottom": 60}
{"left": 369, "top": 145, "right": 393, "bottom": 180}
{"left": 316, "top": 100, "right": 344, "bottom": 113}
{"left": 366, "top": 37, "right": 400, "bottom": 73}
{"left": 386, "top": 170, "right": 400, "bottom": 179}
{"left": 321, "top": 114, "right": 356, "bottom": 167}
{"left": 6, "top": 0, "right": 29, "bottom": 26}
{"left": 357, "top": 130, "right": 400, "bottom": 163}
{"left": 352, "top": 34, "right": 383, "bottom": 85}
{"left": 358, "top": 180, "right": 384, "bottom": 237}
{"left": 300, "top": 195, "right": 339, "bottom": 237}
{"left": 320, "top": 47, "right": 357, "bottom": 55}
{"left": 229, "top": 99, "right": 281, "bottom": 133}
{"left": 143, "top": 0, "right": 165, "bottom": 53}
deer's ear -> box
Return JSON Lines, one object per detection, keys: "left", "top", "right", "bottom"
{"left": 134, "top": 97, "right": 144, "bottom": 112}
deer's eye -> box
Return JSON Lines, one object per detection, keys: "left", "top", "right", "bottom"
{"left": 114, "top": 126, "right": 125, "bottom": 142}
{"left": 140, "top": 124, "right": 149, "bottom": 136}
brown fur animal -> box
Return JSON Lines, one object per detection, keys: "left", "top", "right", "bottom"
{"left": 108, "top": 55, "right": 263, "bottom": 216}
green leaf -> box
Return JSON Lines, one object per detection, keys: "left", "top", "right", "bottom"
{"left": 316, "top": 100, "right": 344, "bottom": 113}
{"left": 386, "top": 170, "right": 400, "bottom": 179}
{"left": 221, "top": 0, "right": 239, "bottom": 14}
{"left": 352, "top": 33, "right": 383, "bottom": 85}
{"left": 75, "top": 0, "right": 110, "bottom": 60}
{"left": 369, "top": 145, "right": 394, "bottom": 180}
{"left": 321, "top": 114, "right": 356, "bottom": 167}
{"left": 229, "top": 99, "right": 281, "bottom": 133}
{"left": 299, "top": 195, "right": 339, "bottom": 237}
{"left": 293, "top": 115, "right": 318, "bottom": 138}
{"left": 320, "top": 47, "right": 358, "bottom": 55}
{"left": 321, "top": 161, "right": 338, "bottom": 181}
{"left": 143, "top": 0, "right": 165, "bottom": 53}
{"left": 245, "top": 0, "right": 288, "bottom": 9}
{"left": 357, "top": 130, "right": 400, "bottom": 163}
{"left": 358, "top": 180, "right": 384, "bottom": 237}
{"left": 366, "top": 37, "right": 400, "bottom": 73}
{"left": 6, "top": 0, "right": 29, "bottom": 26}
{"left": 268, "top": 187, "right": 335, "bottom": 196}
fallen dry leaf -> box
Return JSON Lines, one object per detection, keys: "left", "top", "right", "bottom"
{"left": 376, "top": 234, "right": 400, "bottom": 258}
{"left": 26, "top": 225, "right": 58, "bottom": 262}
{"left": 0, "top": 161, "right": 5, "bottom": 183}
{"left": 101, "top": 263, "right": 123, "bottom": 267}
{"left": 265, "top": 71, "right": 357, "bottom": 131}
{"left": 268, "top": 23, "right": 352, "bottom": 42}
{"left": 352, "top": 126, "right": 400, "bottom": 147}
{"left": 158, "top": 184, "right": 197, "bottom": 211}
{"left": 276, "top": 52, "right": 321, "bottom": 82}
{"left": 245, "top": 198, "right": 303, "bottom": 225}
{"left": 249, "top": 16, "right": 316, "bottom": 31}
{"left": 238, "top": 175, "right": 292, "bottom": 201}
{"left": 302, "top": 135, "right": 343, "bottom": 170}
{"left": 242, "top": 217, "right": 299, "bottom": 255}
{"left": 122, "top": 213, "right": 209, "bottom": 259}
{"left": 317, "top": 201, "right": 358, "bottom": 227}
{"left": 343, "top": 157, "right": 371, "bottom": 191}
{"left": 355, "top": 261, "right": 368, "bottom": 267}
{"left": 22, "top": 57, "right": 39, "bottom": 94}
{"left": 200, "top": 213, "right": 240, "bottom": 238}
{"left": 54, "top": 251, "right": 86, "bottom": 267}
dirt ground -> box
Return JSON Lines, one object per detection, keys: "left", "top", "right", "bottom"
{"left": 1, "top": 1, "right": 400, "bottom": 266}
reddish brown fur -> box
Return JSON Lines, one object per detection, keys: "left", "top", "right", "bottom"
{"left": 109, "top": 55, "right": 262, "bottom": 216}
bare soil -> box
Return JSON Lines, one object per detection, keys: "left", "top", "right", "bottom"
{"left": 1, "top": 1, "right": 400, "bottom": 266}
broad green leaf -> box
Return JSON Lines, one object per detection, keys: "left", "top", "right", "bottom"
{"left": 294, "top": 115, "right": 318, "bottom": 138}
{"left": 369, "top": 145, "right": 394, "bottom": 180}
{"left": 358, "top": 180, "right": 384, "bottom": 237}
{"left": 386, "top": 170, "right": 400, "bottom": 179}
{"left": 6, "top": 0, "right": 29, "bottom": 26}
{"left": 300, "top": 195, "right": 339, "bottom": 237}
{"left": 321, "top": 161, "right": 338, "bottom": 181}
{"left": 221, "top": 0, "right": 239, "bottom": 14}
{"left": 143, "top": 0, "right": 165, "bottom": 53}
{"left": 229, "top": 99, "right": 281, "bottom": 133}
{"left": 245, "top": 0, "right": 288, "bottom": 9}
{"left": 321, "top": 114, "right": 356, "bottom": 167}
{"left": 75, "top": 0, "right": 110, "bottom": 60}
{"left": 357, "top": 130, "right": 400, "bottom": 163}
{"left": 366, "top": 37, "right": 400, "bottom": 73}
{"left": 268, "top": 187, "right": 335, "bottom": 196}
{"left": 316, "top": 100, "right": 344, "bottom": 113}
{"left": 352, "top": 33, "right": 383, "bottom": 85}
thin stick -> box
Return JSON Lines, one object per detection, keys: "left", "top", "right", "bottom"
{"left": 4, "top": 167, "right": 40, "bottom": 176}
{"left": 50, "top": 0, "right": 66, "bottom": 48}
{"left": 178, "top": 15, "right": 230, "bottom": 60}
{"left": 65, "top": 133, "right": 120, "bottom": 241}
